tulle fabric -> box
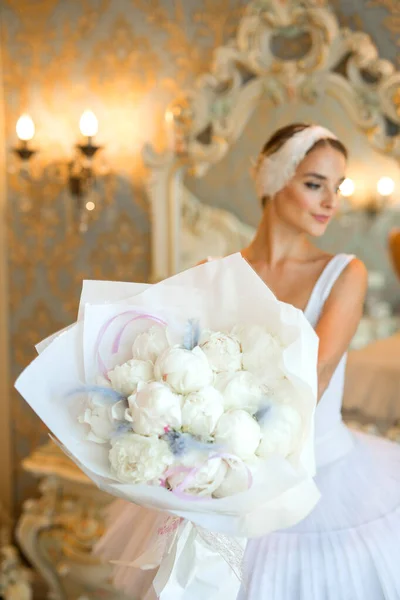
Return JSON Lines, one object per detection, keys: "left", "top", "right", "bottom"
{"left": 94, "top": 500, "right": 159, "bottom": 599}
{"left": 238, "top": 431, "right": 400, "bottom": 600}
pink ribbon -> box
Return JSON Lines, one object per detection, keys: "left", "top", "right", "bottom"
{"left": 111, "top": 314, "right": 167, "bottom": 355}
{"left": 162, "top": 453, "right": 253, "bottom": 502}
{"left": 94, "top": 310, "right": 167, "bottom": 379}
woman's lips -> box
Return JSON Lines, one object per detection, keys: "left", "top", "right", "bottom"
{"left": 312, "top": 214, "right": 331, "bottom": 224}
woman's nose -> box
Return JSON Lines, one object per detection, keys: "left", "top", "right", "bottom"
{"left": 322, "top": 189, "right": 337, "bottom": 209}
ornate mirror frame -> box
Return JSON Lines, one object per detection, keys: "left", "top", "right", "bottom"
{"left": 143, "top": 0, "right": 400, "bottom": 282}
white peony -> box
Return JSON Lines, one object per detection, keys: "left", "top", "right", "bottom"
{"left": 199, "top": 330, "right": 242, "bottom": 373}
{"left": 234, "top": 325, "right": 285, "bottom": 385}
{"left": 108, "top": 359, "right": 154, "bottom": 397}
{"left": 268, "top": 377, "right": 301, "bottom": 406}
{"left": 132, "top": 324, "right": 171, "bottom": 363}
{"left": 110, "top": 399, "right": 128, "bottom": 421}
{"left": 182, "top": 386, "right": 224, "bottom": 439}
{"left": 167, "top": 452, "right": 228, "bottom": 497}
{"left": 154, "top": 346, "right": 213, "bottom": 394}
{"left": 213, "top": 458, "right": 253, "bottom": 498}
{"left": 214, "top": 410, "right": 261, "bottom": 460}
{"left": 256, "top": 404, "right": 303, "bottom": 459}
{"left": 214, "top": 371, "right": 264, "bottom": 413}
{"left": 109, "top": 433, "right": 174, "bottom": 484}
{"left": 128, "top": 381, "right": 182, "bottom": 436}
{"left": 78, "top": 401, "right": 116, "bottom": 444}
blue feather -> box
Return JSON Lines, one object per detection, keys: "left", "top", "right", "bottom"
{"left": 68, "top": 385, "right": 126, "bottom": 404}
{"left": 183, "top": 319, "right": 201, "bottom": 350}
{"left": 110, "top": 422, "right": 133, "bottom": 439}
{"left": 163, "top": 430, "right": 219, "bottom": 456}
{"left": 254, "top": 403, "right": 272, "bottom": 424}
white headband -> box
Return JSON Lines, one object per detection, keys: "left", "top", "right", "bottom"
{"left": 254, "top": 125, "right": 338, "bottom": 199}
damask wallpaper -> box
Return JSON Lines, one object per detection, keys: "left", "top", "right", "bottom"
{"left": 0, "top": 0, "right": 398, "bottom": 508}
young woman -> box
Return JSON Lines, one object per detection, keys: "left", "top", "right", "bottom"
{"left": 237, "top": 123, "right": 400, "bottom": 599}
{"left": 96, "top": 123, "right": 400, "bottom": 599}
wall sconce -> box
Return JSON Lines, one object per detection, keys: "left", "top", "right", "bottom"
{"left": 68, "top": 110, "right": 102, "bottom": 197}
{"left": 377, "top": 176, "right": 395, "bottom": 198}
{"left": 339, "top": 176, "right": 397, "bottom": 219}
{"left": 339, "top": 177, "right": 355, "bottom": 199}
{"left": 367, "top": 176, "right": 396, "bottom": 216}
{"left": 13, "top": 114, "right": 37, "bottom": 163}
{"left": 12, "top": 110, "right": 106, "bottom": 232}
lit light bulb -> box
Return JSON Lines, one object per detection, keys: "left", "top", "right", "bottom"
{"left": 79, "top": 110, "right": 98, "bottom": 137}
{"left": 339, "top": 178, "right": 355, "bottom": 197}
{"left": 377, "top": 177, "right": 394, "bottom": 197}
{"left": 165, "top": 109, "right": 174, "bottom": 124}
{"left": 85, "top": 201, "right": 95, "bottom": 211}
{"left": 16, "top": 114, "right": 35, "bottom": 141}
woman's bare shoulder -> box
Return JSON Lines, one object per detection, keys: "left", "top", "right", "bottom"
{"left": 338, "top": 256, "right": 367, "bottom": 286}
{"left": 330, "top": 256, "right": 368, "bottom": 301}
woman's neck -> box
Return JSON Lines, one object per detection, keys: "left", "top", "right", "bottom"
{"left": 244, "top": 204, "right": 311, "bottom": 267}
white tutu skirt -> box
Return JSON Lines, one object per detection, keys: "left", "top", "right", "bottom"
{"left": 239, "top": 431, "right": 400, "bottom": 600}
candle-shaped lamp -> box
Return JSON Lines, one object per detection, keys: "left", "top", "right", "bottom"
{"left": 339, "top": 178, "right": 355, "bottom": 198}
{"left": 375, "top": 176, "right": 395, "bottom": 212}
{"left": 77, "top": 110, "right": 101, "bottom": 159}
{"left": 14, "top": 114, "right": 37, "bottom": 160}
{"left": 377, "top": 176, "right": 395, "bottom": 198}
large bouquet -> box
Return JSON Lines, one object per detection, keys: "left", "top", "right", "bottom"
{"left": 16, "top": 254, "right": 320, "bottom": 598}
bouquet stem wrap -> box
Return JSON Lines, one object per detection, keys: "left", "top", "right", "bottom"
{"left": 112, "top": 515, "right": 246, "bottom": 598}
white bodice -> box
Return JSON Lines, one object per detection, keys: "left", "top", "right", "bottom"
{"left": 303, "top": 253, "right": 355, "bottom": 467}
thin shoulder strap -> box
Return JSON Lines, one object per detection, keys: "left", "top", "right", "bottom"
{"left": 320, "top": 253, "right": 355, "bottom": 304}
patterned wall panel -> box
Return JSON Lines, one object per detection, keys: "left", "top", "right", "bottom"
{"left": 0, "top": 0, "right": 398, "bottom": 507}
{"left": 330, "top": 0, "right": 400, "bottom": 66}
{"left": 0, "top": 0, "right": 249, "bottom": 508}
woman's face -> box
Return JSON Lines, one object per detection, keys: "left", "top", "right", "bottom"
{"left": 271, "top": 144, "right": 346, "bottom": 237}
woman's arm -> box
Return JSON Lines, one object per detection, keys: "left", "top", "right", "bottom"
{"left": 314, "top": 258, "right": 368, "bottom": 400}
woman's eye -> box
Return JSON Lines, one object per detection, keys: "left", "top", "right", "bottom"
{"left": 305, "top": 182, "right": 320, "bottom": 190}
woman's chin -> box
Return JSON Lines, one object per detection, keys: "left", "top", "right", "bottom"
{"left": 289, "top": 216, "right": 330, "bottom": 237}
{"left": 307, "top": 222, "right": 330, "bottom": 237}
